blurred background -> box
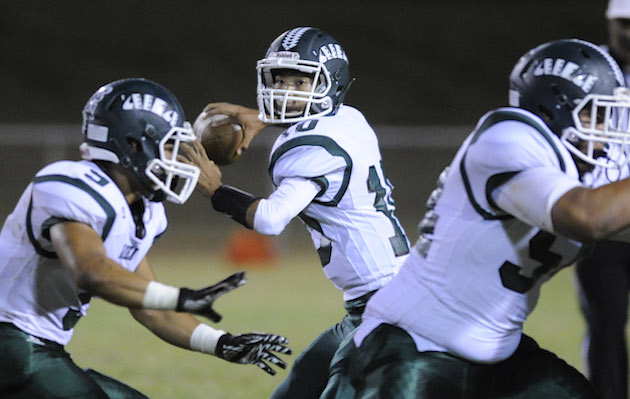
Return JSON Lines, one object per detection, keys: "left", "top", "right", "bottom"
{"left": 0, "top": 1, "right": 614, "bottom": 397}
{"left": 0, "top": 0, "right": 610, "bottom": 246}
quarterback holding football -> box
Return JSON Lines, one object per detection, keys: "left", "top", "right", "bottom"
{"left": 189, "top": 27, "right": 410, "bottom": 399}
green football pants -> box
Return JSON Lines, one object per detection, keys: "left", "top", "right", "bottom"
{"left": 270, "top": 291, "right": 374, "bottom": 399}
{"left": 325, "top": 323, "right": 598, "bottom": 399}
{"left": 0, "top": 323, "right": 148, "bottom": 399}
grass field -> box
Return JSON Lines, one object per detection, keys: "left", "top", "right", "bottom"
{"left": 66, "top": 245, "right": 617, "bottom": 398}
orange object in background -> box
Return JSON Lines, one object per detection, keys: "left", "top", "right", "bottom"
{"left": 224, "top": 229, "right": 278, "bottom": 267}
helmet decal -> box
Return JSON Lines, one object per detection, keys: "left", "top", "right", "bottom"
{"left": 318, "top": 43, "right": 348, "bottom": 63}
{"left": 509, "top": 38, "right": 630, "bottom": 170}
{"left": 257, "top": 27, "right": 352, "bottom": 124}
{"left": 80, "top": 78, "right": 199, "bottom": 204}
{"left": 82, "top": 84, "right": 113, "bottom": 135}
{"left": 281, "top": 27, "right": 311, "bottom": 50}
{"left": 120, "top": 93, "right": 181, "bottom": 127}
{"left": 532, "top": 58, "right": 599, "bottom": 93}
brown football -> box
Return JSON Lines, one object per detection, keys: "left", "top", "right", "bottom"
{"left": 193, "top": 112, "right": 244, "bottom": 165}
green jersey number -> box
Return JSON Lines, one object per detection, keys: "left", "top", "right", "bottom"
{"left": 499, "top": 230, "right": 561, "bottom": 293}
{"left": 367, "top": 164, "right": 409, "bottom": 257}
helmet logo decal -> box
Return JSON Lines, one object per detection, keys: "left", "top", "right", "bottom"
{"left": 318, "top": 43, "right": 348, "bottom": 63}
{"left": 281, "top": 27, "right": 311, "bottom": 50}
{"left": 533, "top": 58, "right": 598, "bottom": 93}
{"left": 84, "top": 85, "right": 113, "bottom": 116}
{"left": 121, "top": 93, "right": 181, "bottom": 127}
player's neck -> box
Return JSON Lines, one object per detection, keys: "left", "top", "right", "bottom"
{"left": 94, "top": 161, "right": 142, "bottom": 205}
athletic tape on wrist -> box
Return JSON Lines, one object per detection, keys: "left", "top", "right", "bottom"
{"left": 210, "top": 185, "right": 260, "bottom": 228}
{"left": 190, "top": 324, "right": 226, "bottom": 355}
{"left": 142, "top": 281, "right": 180, "bottom": 310}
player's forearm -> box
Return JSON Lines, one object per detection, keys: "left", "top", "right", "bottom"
{"left": 552, "top": 178, "right": 630, "bottom": 241}
{"left": 130, "top": 308, "right": 206, "bottom": 349}
{"left": 210, "top": 185, "right": 260, "bottom": 228}
{"left": 74, "top": 257, "right": 152, "bottom": 308}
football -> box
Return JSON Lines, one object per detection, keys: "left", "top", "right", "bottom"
{"left": 192, "top": 112, "right": 244, "bottom": 165}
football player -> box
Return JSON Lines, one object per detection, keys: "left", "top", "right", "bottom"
{"left": 574, "top": 2, "right": 630, "bottom": 398}
{"left": 191, "top": 27, "right": 410, "bottom": 399}
{"left": 0, "top": 78, "right": 291, "bottom": 398}
{"left": 320, "top": 38, "right": 630, "bottom": 399}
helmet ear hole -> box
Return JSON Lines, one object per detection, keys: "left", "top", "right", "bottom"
{"left": 537, "top": 105, "right": 555, "bottom": 124}
{"left": 127, "top": 137, "right": 142, "bottom": 153}
{"left": 551, "top": 85, "right": 570, "bottom": 106}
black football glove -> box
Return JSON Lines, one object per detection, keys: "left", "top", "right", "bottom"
{"left": 216, "top": 333, "right": 292, "bottom": 376}
{"left": 176, "top": 271, "right": 247, "bottom": 322}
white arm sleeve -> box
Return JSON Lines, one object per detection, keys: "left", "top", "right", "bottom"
{"left": 492, "top": 166, "right": 582, "bottom": 233}
{"left": 253, "top": 177, "right": 320, "bottom": 236}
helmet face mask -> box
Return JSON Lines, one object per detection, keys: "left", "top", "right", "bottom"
{"left": 144, "top": 123, "right": 200, "bottom": 204}
{"left": 563, "top": 87, "right": 630, "bottom": 168}
{"left": 258, "top": 60, "right": 333, "bottom": 122}
{"left": 509, "top": 38, "right": 630, "bottom": 169}
{"left": 80, "top": 78, "right": 199, "bottom": 204}
{"left": 257, "top": 27, "right": 351, "bottom": 124}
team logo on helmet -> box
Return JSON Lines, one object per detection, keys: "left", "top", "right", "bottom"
{"left": 121, "top": 93, "right": 181, "bottom": 127}
{"left": 533, "top": 58, "right": 599, "bottom": 94}
{"left": 83, "top": 85, "right": 113, "bottom": 120}
{"left": 318, "top": 43, "right": 348, "bottom": 63}
{"left": 281, "top": 27, "right": 311, "bottom": 50}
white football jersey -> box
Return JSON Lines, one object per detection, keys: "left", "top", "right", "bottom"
{"left": 0, "top": 160, "right": 167, "bottom": 345}
{"left": 356, "top": 108, "right": 586, "bottom": 363}
{"left": 269, "top": 105, "right": 409, "bottom": 300}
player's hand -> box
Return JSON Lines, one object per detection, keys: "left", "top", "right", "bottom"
{"left": 176, "top": 271, "right": 246, "bottom": 322}
{"left": 203, "top": 102, "right": 269, "bottom": 155}
{"left": 178, "top": 139, "right": 223, "bottom": 197}
{"left": 215, "top": 332, "right": 292, "bottom": 376}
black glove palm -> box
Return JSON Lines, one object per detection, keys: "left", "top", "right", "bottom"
{"left": 176, "top": 271, "right": 246, "bottom": 322}
{"left": 216, "top": 333, "right": 292, "bottom": 376}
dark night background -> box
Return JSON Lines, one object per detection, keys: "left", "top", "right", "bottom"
{"left": 0, "top": 1, "right": 609, "bottom": 125}
{"left": 0, "top": 1, "right": 612, "bottom": 246}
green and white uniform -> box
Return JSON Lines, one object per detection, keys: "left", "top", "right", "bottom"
{"left": 258, "top": 105, "right": 409, "bottom": 399}
{"left": 336, "top": 108, "right": 599, "bottom": 398}
{"left": 0, "top": 159, "right": 166, "bottom": 398}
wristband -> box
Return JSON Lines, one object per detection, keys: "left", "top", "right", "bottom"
{"left": 142, "top": 281, "right": 180, "bottom": 310}
{"left": 190, "top": 324, "right": 226, "bottom": 355}
{"left": 211, "top": 185, "right": 260, "bottom": 228}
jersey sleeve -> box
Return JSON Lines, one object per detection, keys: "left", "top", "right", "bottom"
{"left": 29, "top": 177, "right": 115, "bottom": 254}
{"left": 253, "top": 177, "right": 320, "bottom": 236}
{"left": 269, "top": 135, "right": 352, "bottom": 205}
{"left": 463, "top": 119, "right": 581, "bottom": 230}
{"left": 491, "top": 167, "right": 581, "bottom": 232}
